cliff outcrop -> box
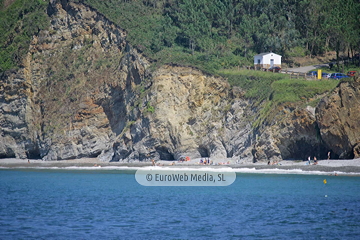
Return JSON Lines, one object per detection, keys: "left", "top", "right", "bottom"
{"left": 0, "top": 69, "right": 39, "bottom": 159}
{"left": 1, "top": 0, "right": 148, "bottom": 160}
{"left": 1, "top": 0, "right": 359, "bottom": 162}
{"left": 111, "top": 65, "right": 254, "bottom": 162}
{"left": 316, "top": 80, "right": 360, "bottom": 159}
{"left": 252, "top": 105, "right": 328, "bottom": 162}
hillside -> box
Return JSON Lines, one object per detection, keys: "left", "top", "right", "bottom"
{"left": 1, "top": 0, "right": 360, "bottom": 73}
{"left": 0, "top": 0, "right": 360, "bottom": 162}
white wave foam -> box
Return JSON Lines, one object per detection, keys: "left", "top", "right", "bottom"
{"left": 232, "top": 167, "right": 355, "bottom": 175}
{"left": 140, "top": 166, "right": 235, "bottom": 172}
{"left": 0, "top": 165, "right": 358, "bottom": 176}
{"left": 0, "top": 166, "right": 140, "bottom": 171}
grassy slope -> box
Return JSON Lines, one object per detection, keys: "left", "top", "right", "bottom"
{"left": 219, "top": 69, "right": 340, "bottom": 127}
{"left": 220, "top": 69, "right": 339, "bottom": 103}
{"left": 0, "top": 0, "right": 49, "bottom": 71}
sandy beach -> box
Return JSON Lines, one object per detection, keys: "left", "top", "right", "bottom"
{"left": 1, "top": 158, "right": 360, "bottom": 175}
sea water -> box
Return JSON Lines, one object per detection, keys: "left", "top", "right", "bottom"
{"left": 0, "top": 169, "right": 359, "bottom": 239}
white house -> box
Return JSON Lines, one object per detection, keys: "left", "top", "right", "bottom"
{"left": 254, "top": 52, "right": 282, "bottom": 69}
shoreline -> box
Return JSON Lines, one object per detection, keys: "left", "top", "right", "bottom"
{"left": 1, "top": 158, "right": 360, "bottom": 176}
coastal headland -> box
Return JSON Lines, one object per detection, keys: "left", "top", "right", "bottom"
{"left": 1, "top": 0, "right": 360, "bottom": 164}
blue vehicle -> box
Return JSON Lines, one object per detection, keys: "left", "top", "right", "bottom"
{"left": 329, "top": 73, "right": 350, "bottom": 79}
{"left": 308, "top": 71, "right": 317, "bottom": 77}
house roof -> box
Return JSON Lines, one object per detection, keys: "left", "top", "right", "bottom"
{"left": 254, "top": 52, "right": 282, "bottom": 57}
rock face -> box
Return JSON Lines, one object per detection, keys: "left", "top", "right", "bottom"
{"left": 0, "top": 70, "right": 39, "bottom": 159}
{"left": 1, "top": 0, "right": 149, "bottom": 160}
{"left": 252, "top": 106, "right": 328, "bottom": 162}
{"left": 252, "top": 80, "right": 360, "bottom": 161}
{"left": 1, "top": 0, "right": 360, "bottom": 161}
{"left": 316, "top": 80, "right": 360, "bottom": 159}
{"left": 112, "top": 65, "right": 254, "bottom": 162}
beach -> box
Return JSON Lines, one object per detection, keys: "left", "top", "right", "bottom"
{"left": 1, "top": 158, "right": 360, "bottom": 175}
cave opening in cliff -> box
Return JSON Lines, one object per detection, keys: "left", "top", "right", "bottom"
{"left": 155, "top": 146, "right": 175, "bottom": 160}
{"left": 198, "top": 146, "right": 209, "bottom": 158}
{"left": 87, "top": 150, "right": 102, "bottom": 159}
{"left": 346, "top": 151, "right": 354, "bottom": 159}
{"left": 0, "top": 148, "right": 16, "bottom": 159}
{"left": 26, "top": 147, "right": 41, "bottom": 159}
{"left": 282, "top": 139, "right": 335, "bottom": 160}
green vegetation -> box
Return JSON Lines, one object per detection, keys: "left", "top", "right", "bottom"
{"left": 220, "top": 69, "right": 341, "bottom": 127}
{"left": 2, "top": 0, "right": 359, "bottom": 73}
{"left": 221, "top": 69, "right": 339, "bottom": 104}
{"left": 0, "top": 0, "right": 49, "bottom": 71}
{"left": 220, "top": 69, "right": 289, "bottom": 101}
{"left": 146, "top": 102, "right": 155, "bottom": 113}
{"left": 271, "top": 79, "right": 339, "bottom": 104}
{"left": 78, "top": 0, "right": 360, "bottom": 73}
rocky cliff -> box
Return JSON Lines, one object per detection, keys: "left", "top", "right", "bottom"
{"left": 1, "top": 0, "right": 359, "bottom": 162}
{"left": 111, "top": 65, "right": 254, "bottom": 162}
{"left": 316, "top": 80, "right": 360, "bottom": 159}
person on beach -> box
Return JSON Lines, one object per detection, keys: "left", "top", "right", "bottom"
{"left": 314, "top": 157, "right": 317, "bottom": 165}
{"left": 327, "top": 151, "right": 331, "bottom": 160}
{"left": 28, "top": 160, "right": 30, "bottom": 163}
{"left": 308, "top": 156, "right": 311, "bottom": 165}
{"left": 151, "top": 159, "right": 155, "bottom": 166}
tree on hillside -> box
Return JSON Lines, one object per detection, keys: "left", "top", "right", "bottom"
{"left": 2, "top": 0, "right": 360, "bottom": 72}
{"left": 324, "top": 0, "right": 358, "bottom": 69}
{"left": 174, "top": 0, "right": 211, "bottom": 54}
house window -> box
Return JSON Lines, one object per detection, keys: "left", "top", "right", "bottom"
{"left": 257, "top": 59, "right": 260, "bottom": 64}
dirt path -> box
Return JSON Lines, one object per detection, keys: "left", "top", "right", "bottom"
{"left": 287, "top": 63, "right": 329, "bottom": 73}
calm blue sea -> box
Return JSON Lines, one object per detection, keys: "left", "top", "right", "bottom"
{"left": 0, "top": 169, "right": 359, "bottom": 239}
